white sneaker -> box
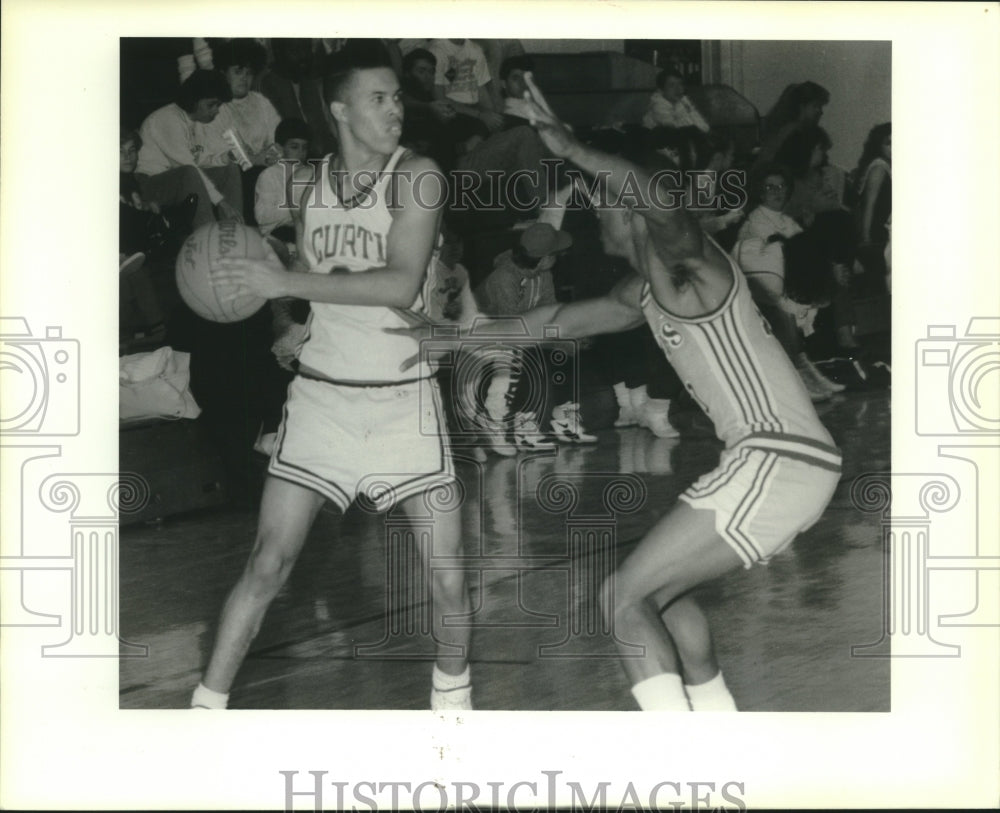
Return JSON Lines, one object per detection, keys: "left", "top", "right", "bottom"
{"left": 477, "top": 414, "right": 518, "bottom": 457}
{"left": 551, "top": 402, "right": 597, "bottom": 444}
{"left": 511, "top": 412, "right": 556, "bottom": 450}
{"left": 629, "top": 385, "right": 650, "bottom": 416}
{"left": 640, "top": 398, "right": 680, "bottom": 438}
{"left": 613, "top": 383, "right": 639, "bottom": 427}
{"left": 431, "top": 685, "right": 473, "bottom": 711}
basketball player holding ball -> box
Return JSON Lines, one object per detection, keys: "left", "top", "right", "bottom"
{"left": 397, "top": 75, "right": 842, "bottom": 711}
{"left": 192, "top": 45, "right": 473, "bottom": 711}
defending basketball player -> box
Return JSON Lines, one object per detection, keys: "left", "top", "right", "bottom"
{"left": 397, "top": 74, "right": 842, "bottom": 710}
{"left": 192, "top": 46, "right": 474, "bottom": 711}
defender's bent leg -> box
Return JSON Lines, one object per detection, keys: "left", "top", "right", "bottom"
{"left": 201, "top": 477, "right": 326, "bottom": 698}
{"left": 600, "top": 502, "right": 742, "bottom": 709}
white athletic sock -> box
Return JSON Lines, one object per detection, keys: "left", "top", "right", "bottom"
{"left": 630, "top": 673, "right": 691, "bottom": 711}
{"left": 613, "top": 382, "right": 631, "bottom": 409}
{"left": 685, "top": 672, "right": 738, "bottom": 711}
{"left": 432, "top": 664, "right": 471, "bottom": 691}
{"left": 191, "top": 682, "right": 229, "bottom": 709}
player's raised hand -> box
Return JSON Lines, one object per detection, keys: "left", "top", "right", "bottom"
{"left": 211, "top": 237, "right": 288, "bottom": 301}
{"left": 521, "top": 72, "right": 577, "bottom": 158}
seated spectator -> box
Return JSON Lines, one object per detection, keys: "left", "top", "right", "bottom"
{"left": 120, "top": 127, "right": 198, "bottom": 260}
{"left": 260, "top": 38, "right": 336, "bottom": 158}
{"left": 733, "top": 165, "right": 842, "bottom": 400}
{"left": 498, "top": 54, "right": 535, "bottom": 123}
{"left": 756, "top": 80, "right": 829, "bottom": 165}
{"left": 200, "top": 39, "right": 282, "bottom": 169}
{"left": 853, "top": 122, "right": 891, "bottom": 294}
{"left": 772, "top": 127, "right": 862, "bottom": 351}
{"left": 688, "top": 128, "right": 745, "bottom": 240}
{"left": 776, "top": 124, "right": 844, "bottom": 226}
{"left": 134, "top": 69, "right": 243, "bottom": 229}
{"left": 476, "top": 38, "right": 526, "bottom": 111}
{"left": 737, "top": 163, "right": 801, "bottom": 243}
{"left": 641, "top": 69, "right": 710, "bottom": 132}
{"left": 428, "top": 38, "right": 505, "bottom": 144}
{"left": 399, "top": 47, "right": 461, "bottom": 167}
{"left": 473, "top": 224, "right": 591, "bottom": 450}
{"left": 254, "top": 118, "right": 315, "bottom": 241}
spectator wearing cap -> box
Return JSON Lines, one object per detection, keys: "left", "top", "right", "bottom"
{"left": 135, "top": 69, "right": 244, "bottom": 228}
{"left": 475, "top": 223, "right": 571, "bottom": 316}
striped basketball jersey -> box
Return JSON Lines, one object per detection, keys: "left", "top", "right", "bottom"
{"left": 640, "top": 239, "right": 841, "bottom": 472}
{"left": 297, "top": 147, "right": 436, "bottom": 383}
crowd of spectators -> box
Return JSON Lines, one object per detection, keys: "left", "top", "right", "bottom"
{"left": 120, "top": 39, "right": 891, "bottom": 486}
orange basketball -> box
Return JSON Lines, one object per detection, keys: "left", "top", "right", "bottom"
{"left": 175, "top": 221, "right": 268, "bottom": 323}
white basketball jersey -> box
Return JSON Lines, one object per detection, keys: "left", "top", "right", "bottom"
{"left": 640, "top": 240, "right": 841, "bottom": 471}
{"left": 297, "top": 148, "right": 435, "bottom": 383}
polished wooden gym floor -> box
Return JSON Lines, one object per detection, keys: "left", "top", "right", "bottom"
{"left": 119, "top": 389, "right": 890, "bottom": 711}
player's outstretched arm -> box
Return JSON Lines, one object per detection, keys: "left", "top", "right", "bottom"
{"left": 520, "top": 273, "right": 647, "bottom": 339}
{"left": 387, "top": 274, "right": 646, "bottom": 372}
{"left": 212, "top": 155, "right": 444, "bottom": 307}
{"left": 521, "top": 72, "right": 702, "bottom": 263}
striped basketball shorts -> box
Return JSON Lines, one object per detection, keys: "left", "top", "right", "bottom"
{"left": 678, "top": 440, "right": 841, "bottom": 569}
{"left": 269, "top": 374, "right": 455, "bottom": 513}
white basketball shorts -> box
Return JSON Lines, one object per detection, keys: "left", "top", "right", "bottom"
{"left": 679, "top": 445, "right": 840, "bottom": 569}
{"left": 269, "top": 374, "right": 455, "bottom": 513}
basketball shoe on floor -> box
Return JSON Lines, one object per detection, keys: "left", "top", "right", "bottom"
{"left": 613, "top": 382, "right": 639, "bottom": 427}
{"left": 478, "top": 416, "right": 518, "bottom": 457}
{"left": 639, "top": 398, "right": 680, "bottom": 438}
{"left": 551, "top": 402, "right": 597, "bottom": 443}
{"left": 511, "top": 412, "right": 556, "bottom": 450}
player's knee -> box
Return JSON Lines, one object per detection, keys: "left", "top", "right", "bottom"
{"left": 431, "top": 568, "right": 466, "bottom": 603}
{"left": 245, "top": 542, "right": 295, "bottom": 595}
{"left": 599, "top": 574, "right": 642, "bottom": 624}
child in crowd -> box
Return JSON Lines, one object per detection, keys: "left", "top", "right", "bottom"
{"left": 254, "top": 118, "right": 315, "bottom": 243}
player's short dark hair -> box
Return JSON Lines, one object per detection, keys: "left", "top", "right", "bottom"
{"left": 213, "top": 38, "right": 269, "bottom": 74}
{"left": 500, "top": 54, "right": 534, "bottom": 81}
{"left": 656, "top": 69, "right": 685, "bottom": 90}
{"left": 322, "top": 40, "right": 395, "bottom": 106}
{"left": 402, "top": 47, "right": 436, "bottom": 75}
{"left": 175, "top": 69, "right": 232, "bottom": 112}
{"left": 274, "top": 117, "right": 311, "bottom": 146}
